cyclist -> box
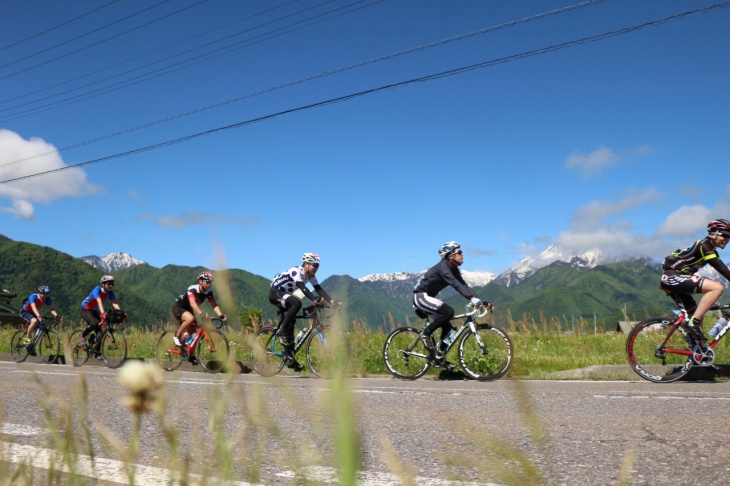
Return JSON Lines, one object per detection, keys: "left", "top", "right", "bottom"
{"left": 19, "top": 285, "right": 59, "bottom": 348}
{"left": 79, "top": 275, "right": 121, "bottom": 356}
{"left": 413, "top": 241, "right": 493, "bottom": 369}
{"left": 171, "top": 271, "right": 227, "bottom": 358}
{"left": 269, "top": 253, "right": 336, "bottom": 372}
{"left": 661, "top": 218, "right": 730, "bottom": 342}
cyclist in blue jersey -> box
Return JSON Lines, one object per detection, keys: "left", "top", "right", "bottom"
{"left": 661, "top": 218, "right": 730, "bottom": 342}
{"left": 269, "top": 253, "right": 337, "bottom": 372}
{"left": 19, "top": 285, "right": 59, "bottom": 347}
{"left": 79, "top": 275, "right": 121, "bottom": 352}
{"left": 171, "top": 271, "right": 227, "bottom": 352}
{"left": 413, "top": 241, "right": 493, "bottom": 370}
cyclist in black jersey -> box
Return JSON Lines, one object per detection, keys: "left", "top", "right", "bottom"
{"left": 661, "top": 218, "right": 730, "bottom": 342}
{"left": 413, "top": 241, "right": 493, "bottom": 369}
{"left": 171, "top": 271, "right": 227, "bottom": 354}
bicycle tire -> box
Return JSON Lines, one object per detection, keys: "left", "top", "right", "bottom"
{"left": 459, "top": 324, "right": 513, "bottom": 381}
{"left": 101, "top": 329, "right": 128, "bottom": 369}
{"left": 250, "top": 327, "right": 285, "bottom": 377}
{"left": 67, "top": 329, "right": 90, "bottom": 367}
{"left": 626, "top": 317, "right": 693, "bottom": 383}
{"left": 382, "top": 327, "right": 431, "bottom": 380}
{"left": 197, "top": 329, "right": 230, "bottom": 373}
{"left": 155, "top": 330, "right": 185, "bottom": 371}
{"left": 10, "top": 330, "right": 29, "bottom": 363}
{"left": 38, "top": 329, "right": 61, "bottom": 364}
{"left": 306, "top": 327, "right": 349, "bottom": 378}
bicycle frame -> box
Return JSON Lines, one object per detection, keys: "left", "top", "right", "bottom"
{"left": 428, "top": 304, "right": 489, "bottom": 355}
{"left": 166, "top": 318, "right": 225, "bottom": 357}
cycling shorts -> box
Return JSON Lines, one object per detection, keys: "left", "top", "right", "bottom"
{"left": 660, "top": 271, "right": 704, "bottom": 294}
{"left": 19, "top": 310, "right": 38, "bottom": 324}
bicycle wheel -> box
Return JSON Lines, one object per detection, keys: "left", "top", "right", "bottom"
{"left": 155, "top": 330, "right": 184, "bottom": 371}
{"left": 306, "top": 327, "right": 349, "bottom": 378}
{"left": 67, "top": 329, "right": 90, "bottom": 367}
{"left": 100, "top": 329, "right": 128, "bottom": 369}
{"left": 459, "top": 324, "right": 513, "bottom": 381}
{"left": 383, "top": 327, "right": 431, "bottom": 380}
{"left": 250, "top": 327, "right": 285, "bottom": 377}
{"left": 38, "top": 330, "right": 61, "bottom": 364}
{"left": 197, "top": 329, "right": 230, "bottom": 373}
{"left": 10, "top": 330, "right": 29, "bottom": 363}
{"left": 626, "top": 317, "right": 693, "bottom": 383}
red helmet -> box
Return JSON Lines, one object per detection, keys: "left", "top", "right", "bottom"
{"left": 708, "top": 219, "right": 730, "bottom": 235}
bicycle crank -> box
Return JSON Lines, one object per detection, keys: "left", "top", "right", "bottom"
{"left": 691, "top": 344, "right": 715, "bottom": 366}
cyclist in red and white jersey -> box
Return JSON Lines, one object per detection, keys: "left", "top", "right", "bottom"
{"left": 661, "top": 218, "right": 730, "bottom": 342}
{"left": 171, "top": 271, "right": 227, "bottom": 348}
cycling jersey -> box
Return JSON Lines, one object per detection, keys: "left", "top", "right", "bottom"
{"left": 20, "top": 293, "right": 51, "bottom": 312}
{"left": 271, "top": 266, "right": 320, "bottom": 300}
{"left": 175, "top": 284, "right": 218, "bottom": 312}
{"left": 413, "top": 259, "right": 477, "bottom": 299}
{"left": 662, "top": 237, "right": 730, "bottom": 280}
{"left": 81, "top": 286, "right": 115, "bottom": 310}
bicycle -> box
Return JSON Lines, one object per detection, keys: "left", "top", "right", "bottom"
{"left": 383, "top": 304, "right": 513, "bottom": 381}
{"left": 155, "top": 317, "right": 230, "bottom": 373}
{"left": 626, "top": 298, "right": 730, "bottom": 383}
{"left": 250, "top": 302, "right": 349, "bottom": 378}
{"left": 68, "top": 308, "right": 128, "bottom": 369}
{"left": 10, "top": 315, "right": 63, "bottom": 364}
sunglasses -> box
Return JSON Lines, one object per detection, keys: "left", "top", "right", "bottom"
{"left": 309, "top": 263, "right": 320, "bottom": 268}
{"left": 105, "top": 283, "right": 115, "bottom": 286}
{"left": 453, "top": 250, "right": 463, "bottom": 255}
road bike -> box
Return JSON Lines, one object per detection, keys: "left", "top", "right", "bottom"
{"left": 10, "top": 315, "right": 63, "bottom": 364}
{"left": 383, "top": 304, "right": 513, "bottom": 381}
{"left": 250, "top": 302, "right": 349, "bottom": 378}
{"left": 155, "top": 317, "right": 230, "bottom": 373}
{"left": 68, "top": 308, "right": 129, "bottom": 369}
{"left": 626, "top": 299, "right": 730, "bottom": 383}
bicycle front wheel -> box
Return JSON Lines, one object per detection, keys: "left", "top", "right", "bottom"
{"left": 38, "top": 330, "right": 61, "bottom": 364}
{"left": 101, "top": 329, "right": 128, "bottom": 369}
{"left": 197, "top": 329, "right": 230, "bottom": 373}
{"left": 250, "top": 327, "right": 285, "bottom": 377}
{"left": 155, "top": 331, "right": 184, "bottom": 371}
{"left": 10, "top": 330, "right": 29, "bottom": 363}
{"left": 383, "top": 327, "right": 431, "bottom": 380}
{"left": 306, "top": 327, "right": 349, "bottom": 378}
{"left": 459, "top": 324, "right": 513, "bottom": 381}
{"left": 67, "top": 329, "right": 90, "bottom": 367}
{"left": 626, "top": 317, "right": 693, "bottom": 383}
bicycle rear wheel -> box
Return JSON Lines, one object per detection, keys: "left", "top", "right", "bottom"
{"left": 10, "top": 330, "right": 29, "bottom": 363}
{"left": 626, "top": 317, "right": 693, "bottom": 383}
{"left": 383, "top": 327, "right": 431, "bottom": 380}
{"left": 197, "top": 329, "right": 230, "bottom": 373}
{"left": 38, "top": 330, "right": 61, "bottom": 364}
{"left": 101, "top": 329, "right": 128, "bottom": 369}
{"left": 67, "top": 329, "right": 90, "bottom": 367}
{"left": 250, "top": 327, "right": 285, "bottom": 377}
{"left": 155, "top": 331, "right": 184, "bottom": 371}
{"left": 306, "top": 327, "right": 349, "bottom": 378}
{"left": 459, "top": 324, "right": 513, "bottom": 381}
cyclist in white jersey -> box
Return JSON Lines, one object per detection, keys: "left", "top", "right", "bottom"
{"left": 269, "top": 253, "right": 336, "bottom": 371}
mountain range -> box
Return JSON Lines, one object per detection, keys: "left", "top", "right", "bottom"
{"left": 2, "top": 235, "right": 716, "bottom": 332}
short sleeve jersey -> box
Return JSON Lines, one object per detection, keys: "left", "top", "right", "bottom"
{"left": 175, "top": 284, "right": 216, "bottom": 312}
{"left": 81, "top": 286, "right": 115, "bottom": 310}
{"left": 271, "top": 266, "right": 319, "bottom": 293}
{"left": 663, "top": 237, "right": 730, "bottom": 281}
{"left": 21, "top": 293, "right": 52, "bottom": 312}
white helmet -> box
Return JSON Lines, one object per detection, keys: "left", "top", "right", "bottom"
{"left": 302, "top": 253, "right": 320, "bottom": 264}
{"left": 438, "top": 241, "right": 461, "bottom": 258}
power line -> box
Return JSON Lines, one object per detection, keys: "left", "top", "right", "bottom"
{"left": 0, "top": 0, "right": 602, "bottom": 167}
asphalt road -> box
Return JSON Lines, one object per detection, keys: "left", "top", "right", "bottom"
{"left": 1, "top": 360, "right": 729, "bottom": 485}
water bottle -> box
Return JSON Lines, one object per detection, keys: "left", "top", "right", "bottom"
{"left": 442, "top": 329, "right": 457, "bottom": 347}
{"left": 294, "top": 329, "right": 306, "bottom": 347}
{"left": 183, "top": 332, "right": 194, "bottom": 345}
{"left": 709, "top": 317, "right": 728, "bottom": 338}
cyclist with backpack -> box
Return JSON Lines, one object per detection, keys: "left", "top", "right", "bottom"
{"left": 413, "top": 241, "right": 493, "bottom": 369}
{"left": 79, "top": 275, "right": 121, "bottom": 353}
{"left": 171, "top": 271, "right": 227, "bottom": 350}
{"left": 19, "top": 285, "right": 59, "bottom": 347}
{"left": 661, "top": 218, "right": 730, "bottom": 342}
{"left": 269, "top": 253, "right": 336, "bottom": 372}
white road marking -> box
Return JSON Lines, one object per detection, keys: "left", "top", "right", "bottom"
{"left": 594, "top": 395, "right": 730, "bottom": 401}
{"left": 1, "top": 423, "right": 44, "bottom": 436}
{"left": 276, "top": 466, "right": 494, "bottom": 485}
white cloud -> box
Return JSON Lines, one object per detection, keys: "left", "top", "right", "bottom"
{"left": 564, "top": 146, "right": 619, "bottom": 179}
{"left": 658, "top": 205, "right": 712, "bottom": 237}
{"left": 0, "top": 129, "right": 100, "bottom": 219}
{"left": 139, "top": 212, "right": 259, "bottom": 229}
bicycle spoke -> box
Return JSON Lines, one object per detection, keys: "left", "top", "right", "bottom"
{"left": 155, "top": 330, "right": 184, "bottom": 371}
{"left": 250, "top": 328, "right": 285, "bottom": 377}
{"left": 38, "top": 330, "right": 61, "bottom": 364}
{"left": 626, "top": 318, "right": 693, "bottom": 383}
{"left": 67, "top": 329, "right": 90, "bottom": 367}
{"left": 10, "top": 330, "right": 29, "bottom": 363}
{"left": 101, "top": 329, "right": 128, "bottom": 369}
{"left": 198, "top": 329, "right": 230, "bottom": 373}
{"left": 459, "top": 325, "right": 512, "bottom": 381}
{"left": 306, "top": 327, "right": 349, "bottom": 378}
{"left": 383, "top": 327, "right": 431, "bottom": 380}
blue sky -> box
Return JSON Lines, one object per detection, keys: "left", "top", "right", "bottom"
{"left": 0, "top": 0, "right": 728, "bottom": 282}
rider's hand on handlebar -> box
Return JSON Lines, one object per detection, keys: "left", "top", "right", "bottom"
{"left": 485, "top": 301, "right": 494, "bottom": 311}
{"left": 218, "top": 314, "right": 227, "bottom": 321}
{"left": 331, "top": 300, "right": 343, "bottom": 308}
{"left": 315, "top": 297, "right": 326, "bottom": 307}
{"left": 470, "top": 297, "right": 482, "bottom": 307}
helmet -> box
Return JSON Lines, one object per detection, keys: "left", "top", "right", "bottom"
{"left": 100, "top": 275, "right": 115, "bottom": 284}
{"left": 438, "top": 241, "right": 461, "bottom": 258}
{"left": 302, "top": 253, "right": 320, "bottom": 264}
{"left": 38, "top": 285, "right": 50, "bottom": 294}
{"left": 198, "top": 271, "right": 213, "bottom": 282}
{"left": 708, "top": 219, "right": 730, "bottom": 235}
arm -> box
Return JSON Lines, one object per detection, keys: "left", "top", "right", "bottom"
{"left": 441, "top": 265, "right": 477, "bottom": 300}
{"left": 313, "top": 284, "right": 332, "bottom": 303}
{"left": 207, "top": 295, "right": 227, "bottom": 320}
{"left": 296, "top": 281, "right": 319, "bottom": 302}
{"left": 708, "top": 257, "right": 730, "bottom": 282}
{"left": 30, "top": 302, "right": 41, "bottom": 319}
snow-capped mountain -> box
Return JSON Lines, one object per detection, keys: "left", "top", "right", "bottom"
{"left": 81, "top": 252, "right": 146, "bottom": 272}
{"left": 359, "top": 269, "right": 496, "bottom": 288}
